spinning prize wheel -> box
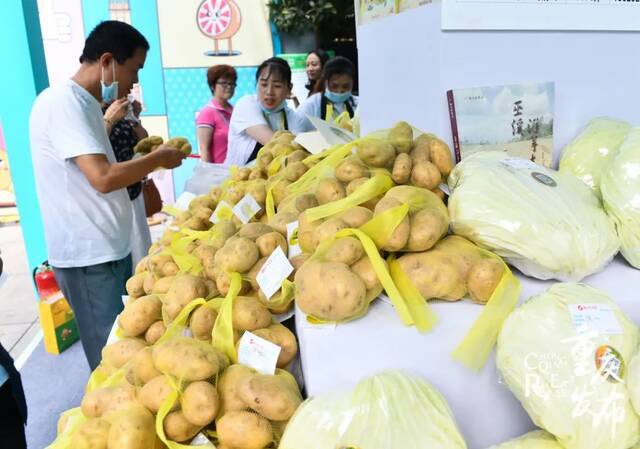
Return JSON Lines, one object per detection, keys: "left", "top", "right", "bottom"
{"left": 197, "top": 0, "right": 242, "bottom": 56}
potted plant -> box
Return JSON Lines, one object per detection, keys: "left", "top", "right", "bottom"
{"left": 268, "top": 0, "right": 338, "bottom": 52}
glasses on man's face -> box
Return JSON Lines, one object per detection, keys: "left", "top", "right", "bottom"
{"left": 217, "top": 81, "right": 236, "bottom": 88}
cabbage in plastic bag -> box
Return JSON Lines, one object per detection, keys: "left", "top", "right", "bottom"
{"left": 628, "top": 352, "right": 640, "bottom": 417}
{"left": 486, "top": 430, "right": 563, "bottom": 449}
{"left": 448, "top": 152, "right": 619, "bottom": 281}
{"left": 497, "top": 283, "right": 640, "bottom": 449}
{"left": 601, "top": 127, "right": 640, "bottom": 269}
{"left": 278, "top": 371, "right": 467, "bottom": 449}
{"left": 559, "top": 117, "right": 631, "bottom": 197}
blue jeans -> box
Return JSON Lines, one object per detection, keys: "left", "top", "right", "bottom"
{"left": 53, "top": 255, "right": 132, "bottom": 370}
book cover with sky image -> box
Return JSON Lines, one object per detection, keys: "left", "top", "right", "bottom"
{"left": 447, "top": 82, "right": 554, "bottom": 167}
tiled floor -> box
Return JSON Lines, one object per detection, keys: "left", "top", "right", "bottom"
{"left": 0, "top": 222, "right": 41, "bottom": 360}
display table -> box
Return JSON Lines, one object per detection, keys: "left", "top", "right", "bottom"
{"left": 295, "top": 256, "right": 640, "bottom": 449}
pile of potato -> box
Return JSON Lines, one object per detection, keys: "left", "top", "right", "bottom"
{"left": 295, "top": 235, "right": 383, "bottom": 322}
{"left": 216, "top": 366, "right": 303, "bottom": 449}
{"left": 396, "top": 235, "right": 506, "bottom": 304}
{"left": 372, "top": 186, "right": 449, "bottom": 253}
{"left": 134, "top": 135, "right": 192, "bottom": 156}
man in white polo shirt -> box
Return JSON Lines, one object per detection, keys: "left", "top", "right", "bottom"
{"left": 29, "top": 21, "right": 185, "bottom": 370}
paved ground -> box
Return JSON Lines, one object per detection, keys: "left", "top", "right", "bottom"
{"left": 0, "top": 222, "right": 41, "bottom": 363}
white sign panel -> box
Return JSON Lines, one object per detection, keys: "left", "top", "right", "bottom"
{"left": 442, "top": 0, "right": 640, "bottom": 31}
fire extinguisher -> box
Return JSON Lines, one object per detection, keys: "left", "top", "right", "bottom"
{"left": 33, "top": 261, "right": 60, "bottom": 299}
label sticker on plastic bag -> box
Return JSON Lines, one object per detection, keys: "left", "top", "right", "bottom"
{"left": 286, "top": 220, "right": 302, "bottom": 259}
{"left": 210, "top": 200, "right": 233, "bottom": 224}
{"left": 568, "top": 304, "right": 623, "bottom": 335}
{"left": 232, "top": 194, "right": 262, "bottom": 224}
{"left": 531, "top": 172, "right": 557, "bottom": 187}
{"left": 174, "top": 191, "right": 196, "bottom": 211}
{"left": 500, "top": 157, "right": 538, "bottom": 171}
{"left": 256, "top": 247, "right": 293, "bottom": 299}
{"left": 237, "top": 331, "right": 281, "bottom": 375}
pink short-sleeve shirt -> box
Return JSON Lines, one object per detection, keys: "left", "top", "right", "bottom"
{"left": 196, "top": 99, "right": 233, "bottom": 163}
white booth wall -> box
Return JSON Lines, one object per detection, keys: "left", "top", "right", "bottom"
{"left": 356, "top": 4, "right": 640, "bottom": 165}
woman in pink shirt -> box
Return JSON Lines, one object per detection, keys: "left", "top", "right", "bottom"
{"left": 196, "top": 65, "right": 237, "bottom": 163}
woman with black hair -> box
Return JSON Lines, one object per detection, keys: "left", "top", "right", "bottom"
{"left": 226, "top": 57, "right": 305, "bottom": 166}
{"left": 305, "top": 49, "right": 329, "bottom": 97}
{"left": 296, "top": 56, "right": 358, "bottom": 132}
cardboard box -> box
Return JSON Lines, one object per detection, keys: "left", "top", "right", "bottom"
{"left": 38, "top": 291, "right": 79, "bottom": 354}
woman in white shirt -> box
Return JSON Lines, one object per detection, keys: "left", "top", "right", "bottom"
{"left": 226, "top": 57, "right": 304, "bottom": 166}
{"left": 297, "top": 56, "right": 358, "bottom": 132}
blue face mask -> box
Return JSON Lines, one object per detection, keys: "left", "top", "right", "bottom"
{"left": 260, "top": 100, "right": 286, "bottom": 115}
{"left": 101, "top": 62, "right": 119, "bottom": 104}
{"left": 325, "top": 89, "right": 352, "bottom": 104}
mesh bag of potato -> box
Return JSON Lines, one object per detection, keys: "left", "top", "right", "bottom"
{"left": 211, "top": 272, "right": 298, "bottom": 370}
{"left": 390, "top": 235, "right": 520, "bottom": 370}
{"left": 295, "top": 226, "right": 433, "bottom": 331}
{"left": 214, "top": 365, "right": 303, "bottom": 449}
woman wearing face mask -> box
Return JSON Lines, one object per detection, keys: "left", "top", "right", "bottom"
{"left": 101, "top": 60, "right": 155, "bottom": 267}
{"left": 196, "top": 65, "right": 237, "bottom": 163}
{"left": 296, "top": 56, "right": 358, "bottom": 133}
{"left": 226, "top": 57, "right": 304, "bottom": 166}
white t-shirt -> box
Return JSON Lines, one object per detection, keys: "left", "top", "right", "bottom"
{"left": 29, "top": 79, "right": 133, "bottom": 268}
{"left": 225, "top": 95, "right": 305, "bottom": 166}
{"left": 296, "top": 92, "right": 359, "bottom": 132}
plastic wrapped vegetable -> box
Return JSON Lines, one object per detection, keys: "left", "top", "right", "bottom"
{"left": 486, "top": 430, "right": 563, "bottom": 449}
{"left": 448, "top": 151, "right": 619, "bottom": 281}
{"left": 497, "top": 283, "right": 640, "bottom": 449}
{"left": 559, "top": 117, "right": 631, "bottom": 196}
{"left": 601, "top": 127, "right": 640, "bottom": 268}
{"left": 279, "top": 371, "right": 467, "bottom": 449}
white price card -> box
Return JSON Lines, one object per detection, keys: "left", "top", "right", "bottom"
{"left": 121, "top": 295, "right": 130, "bottom": 306}
{"left": 500, "top": 157, "right": 538, "bottom": 171}
{"left": 568, "top": 304, "right": 623, "bottom": 335}
{"left": 438, "top": 183, "right": 451, "bottom": 196}
{"left": 174, "top": 191, "right": 196, "bottom": 211}
{"left": 237, "top": 331, "right": 281, "bottom": 375}
{"left": 256, "top": 247, "right": 293, "bottom": 300}
{"left": 189, "top": 432, "right": 215, "bottom": 447}
{"left": 209, "top": 200, "right": 234, "bottom": 224}
{"left": 286, "top": 220, "right": 302, "bottom": 259}
{"left": 232, "top": 194, "right": 262, "bottom": 224}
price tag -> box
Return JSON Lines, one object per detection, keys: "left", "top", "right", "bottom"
{"left": 286, "top": 221, "right": 302, "bottom": 259}
{"left": 189, "top": 432, "right": 215, "bottom": 447}
{"left": 438, "top": 183, "right": 451, "bottom": 196}
{"left": 232, "top": 194, "right": 262, "bottom": 224}
{"left": 174, "top": 191, "right": 197, "bottom": 211}
{"left": 210, "top": 200, "right": 234, "bottom": 224}
{"left": 500, "top": 157, "right": 538, "bottom": 171}
{"left": 237, "top": 331, "right": 281, "bottom": 375}
{"left": 568, "top": 304, "right": 623, "bottom": 335}
{"left": 256, "top": 247, "right": 293, "bottom": 300}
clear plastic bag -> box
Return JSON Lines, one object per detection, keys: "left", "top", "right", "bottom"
{"left": 601, "top": 127, "right": 640, "bottom": 269}
{"left": 486, "top": 430, "right": 563, "bottom": 449}
{"left": 448, "top": 151, "right": 619, "bottom": 281}
{"left": 279, "top": 371, "right": 467, "bottom": 449}
{"left": 183, "top": 161, "right": 230, "bottom": 196}
{"left": 559, "top": 117, "right": 631, "bottom": 197}
{"left": 497, "top": 283, "right": 640, "bottom": 449}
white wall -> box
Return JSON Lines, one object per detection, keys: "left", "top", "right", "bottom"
{"left": 356, "top": 4, "right": 640, "bottom": 164}
{"left": 38, "top": 0, "right": 85, "bottom": 86}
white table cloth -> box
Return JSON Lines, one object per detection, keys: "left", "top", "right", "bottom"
{"left": 295, "top": 256, "right": 640, "bottom": 449}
